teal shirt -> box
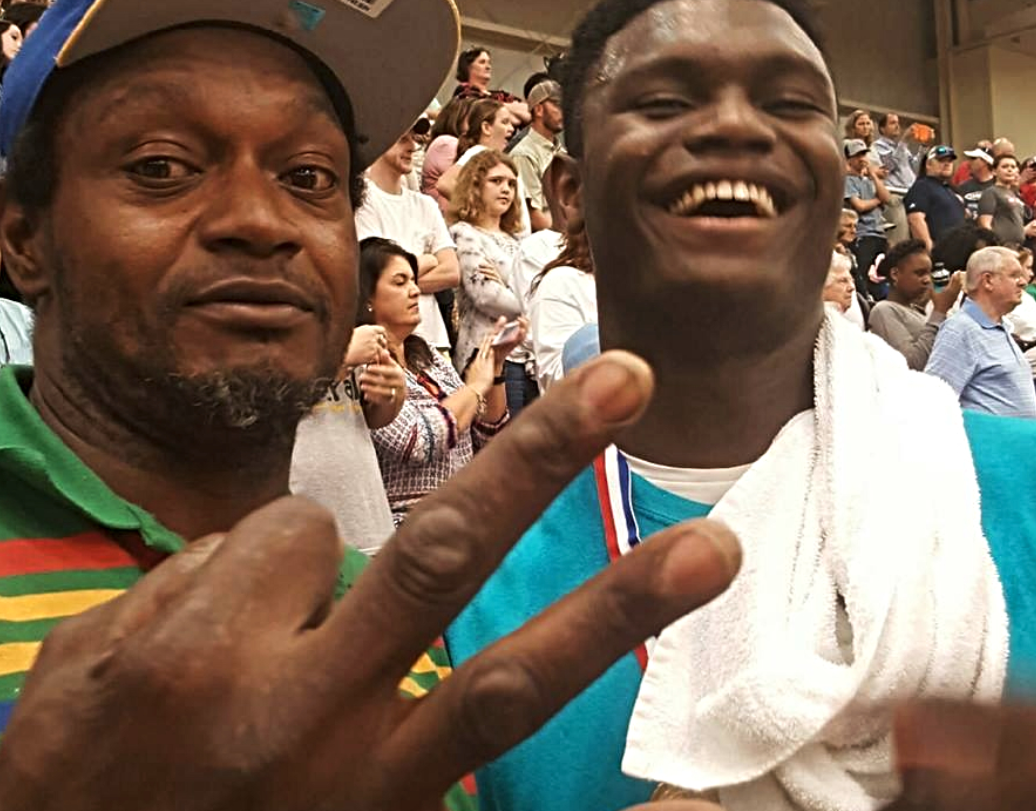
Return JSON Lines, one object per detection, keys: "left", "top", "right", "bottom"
{"left": 446, "top": 410, "right": 1036, "bottom": 811}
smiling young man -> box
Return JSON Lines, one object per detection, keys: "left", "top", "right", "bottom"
{"left": 446, "top": 1, "right": 1036, "bottom": 810}
{"left": 0, "top": 0, "right": 724, "bottom": 808}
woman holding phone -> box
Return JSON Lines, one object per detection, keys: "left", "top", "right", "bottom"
{"left": 448, "top": 150, "right": 536, "bottom": 415}
{"left": 360, "top": 238, "right": 524, "bottom": 526}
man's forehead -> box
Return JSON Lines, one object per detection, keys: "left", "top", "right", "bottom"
{"left": 75, "top": 28, "right": 339, "bottom": 126}
{"left": 591, "top": 0, "right": 829, "bottom": 88}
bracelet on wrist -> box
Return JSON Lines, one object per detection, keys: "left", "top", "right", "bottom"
{"left": 466, "top": 385, "right": 487, "bottom": 419}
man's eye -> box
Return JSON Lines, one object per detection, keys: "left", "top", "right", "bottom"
{"left": 284, "top": 166, "right": 338, "bottom": 192}
{"left": 765, "top": 98, "right": 825, "bottom": 116}
{"left": 634, "top": 97, "right": 692, "bottom": 118}
{"left": 128, "top": 157, "right": 193, "bottom": 181}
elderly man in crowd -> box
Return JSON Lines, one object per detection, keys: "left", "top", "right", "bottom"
{"left": 926, "top": 247, "right": 1036, "bottom": 419}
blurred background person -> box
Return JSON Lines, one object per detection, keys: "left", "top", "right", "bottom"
{"left": 958, "top": 144, "right": 996, "bottom": 220}
{"left": 510, "top": 79, "right": 564, "bottom": 233}
{"left": 529, "top": 224, "right": 596, "bottom": 391}
{"left": 845, "top": 138, "right": 891, "bottom": 299}
{"left": 437, "top": 99, "right": 531, "bottom": 235}
{"left": 451, "top": 46, "right": 529, "bottom": 124}
{"left": 0, "top": 294, "right": 31, "bottom": 366}
{"left": 355, "top": 122, "right": 459, "bottom": 359}
{"left": 0, "top": 1, "right": 44, "bottom": 39}
{"left": 823, "top": 250, "right": 866, "bottom": 329}
{"left": 873, "top": 113, "right": 921, "bottom": 244}
{"left": 844, "top": 109, "right": 881, "bottom": 168}
{"left": 290, "top": 319, "right": 403, "bottom": 557}
{"left": 421, "top": 96, "right": 474, "bottom": 215}
{"left": 448, "top": 150, "right": 536, "bottom": 416}
{"left": 978, "top": 155, "right": 1035, "bottom": 248}
{"left": 869, "top": 239, "right": 962, "bottom": 370}
{"left": 906, "top": 145, "right": 966, "bottom": 251}
{"left": 0, "top": 17, "right": 20, "bottom": 80}
{"left": 926, "top": 247, "right": 1036, "bottom": 419}
{"left": 361, "top": 238, "right": 520, "bottom": 526}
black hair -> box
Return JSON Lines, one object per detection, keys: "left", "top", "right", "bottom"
{"left": 1, "top": 2, "right": 44, "bottom": 35}
{"left": 4, "top": 25, "right": 366, "bottom": 218}
{"left": 523, "top": 71, "right": 550, "bottom": 100}
{"left": 560, "top": 0, "right": 827, "bottom": 158}
{"left": 931, "top": 222, "right": 1000, "bottom": 275}
{"left": 358, "top": 237, "right": 435, "bottom": 373}
{"left": 876, "top": 239, "right": 928, "bottom": 281}
{"left": 456, "top": 46, "right": 489, "bottom": 84}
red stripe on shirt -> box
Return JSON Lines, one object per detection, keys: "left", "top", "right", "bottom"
{"left": 0, "top": 533, "right": 136, "bottom": 576}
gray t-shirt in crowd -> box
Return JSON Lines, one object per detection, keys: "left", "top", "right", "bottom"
{"left": 290, "top": 372, "right": 395, "bottom": 556}
{"left": 844, "top": 174, "right": 884, "bottom": 238}
{"left": 978, "top": 185, "right": 1027, "bottom": 246}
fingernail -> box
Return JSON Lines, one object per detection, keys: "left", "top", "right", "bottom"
{"left": 580, "top": 354, "right": 651, "bottom": 424}
{"left": 662, "top": 520, "right": 742, "bottom": 597}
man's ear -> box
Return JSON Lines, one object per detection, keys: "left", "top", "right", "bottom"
{"left": 0, "top": 180, "right": 48, "bottom": 305}
{"left": 545, "top": 153, "right": 584, "bottom": 234}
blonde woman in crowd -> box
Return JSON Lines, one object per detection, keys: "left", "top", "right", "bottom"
{"left": 448, "top": 150, "right": 536, "bottom": 415}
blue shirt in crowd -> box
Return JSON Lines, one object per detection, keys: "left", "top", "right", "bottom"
{"left": 925, "top": 298, "right": 1036, "bottom": 419}
{"left": 844, "top": 174, "right": 884, "bottom": 238}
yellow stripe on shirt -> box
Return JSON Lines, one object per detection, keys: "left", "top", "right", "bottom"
{"left": 0, "top": 589, "right": 123, "bottom": 622}
{"left": 0, "top": 641, "right": 40, "bottom": 677}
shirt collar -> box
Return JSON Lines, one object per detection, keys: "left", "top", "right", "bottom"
{"left": 962, "top": 297, "right": 1003, "bottom": 330}
{"left": 0, "top": 365, "right": 184, "bottom": 554}
{"left": 526, "top": 127, "right": 558, "bottom": 151}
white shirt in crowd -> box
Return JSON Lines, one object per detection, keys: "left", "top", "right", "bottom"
{"left": 529, "top": 266, "right": 597, "bottom": 391}
{"left": 355, "top": 179, "right": 455, "bottom": 349}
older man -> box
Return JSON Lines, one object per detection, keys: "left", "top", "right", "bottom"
{"left": 926, "top": 247, "right": 1036, "bottom": 419}
{"left": 0, "top": 1, "right": 741, "bottom": 809}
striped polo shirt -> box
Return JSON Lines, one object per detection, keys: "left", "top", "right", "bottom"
{"left": 0, "top": 365, "right": 475, "bottom": 809}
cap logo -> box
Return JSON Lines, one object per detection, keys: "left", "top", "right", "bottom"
{"left": 288, "top": 0, "right": 326, "bottom": 31}
{"left": 336, "top": 0, "right": 398, "bottom": 19}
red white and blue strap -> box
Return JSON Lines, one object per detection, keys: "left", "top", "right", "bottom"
{"left": 592, "top": 445, "right": 650, "bottom": 670}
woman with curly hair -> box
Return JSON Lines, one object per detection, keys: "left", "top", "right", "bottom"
{"left": 435, "top": 99, "right": 529, "bottom": 235}
{"left": 448, "top": 150, "right": 535, "bottom": 415}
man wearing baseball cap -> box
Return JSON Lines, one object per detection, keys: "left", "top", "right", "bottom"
{"left": 0, "top": 0, "right": 743, "bottom": 808}
{"left": 959, "top": 144, "right": 997, "bottom": 220}
{"left": 905, "top": 144, "right": 966, "bottom": 250}
{"left": 511, "top": 79, "right": 565, "bottom": 233}
{"left": 844, "top": 137, "right": 890, "bottom": 296}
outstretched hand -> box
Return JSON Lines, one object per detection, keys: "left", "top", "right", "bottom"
{"left": 882, "top": 699, "right": 1036, "bottom": 810}
{"left": 0, "top": 351, "right": 741, "bottom": 811}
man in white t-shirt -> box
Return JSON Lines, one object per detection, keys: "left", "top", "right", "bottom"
{"left": 355, "top": 124, "right": 459, "bottom": 352}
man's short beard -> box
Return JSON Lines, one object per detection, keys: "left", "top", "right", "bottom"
{"left": 164, "top": 366, "right": 331, "bottom": 438}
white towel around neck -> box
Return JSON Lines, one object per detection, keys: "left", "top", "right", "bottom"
{"left": 622, "top": 313, "right": 1008, "bottom": 811}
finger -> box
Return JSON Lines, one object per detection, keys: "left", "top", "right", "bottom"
{"left": 172, "top": 496, "right": 343, "bottom": 635}
{"left": 386, "top": 520, "right": 740, "bottom": 793}
{"left": 326, "top": 351, "right": 656, "bottom": 676}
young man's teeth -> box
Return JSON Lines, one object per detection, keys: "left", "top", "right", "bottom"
{"left": 670, "top": 180, "right": 779, "bottom": 218}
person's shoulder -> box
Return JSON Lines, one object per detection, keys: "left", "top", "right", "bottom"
{"left": 539, "top": 266, "right": 592, "bottom": 294}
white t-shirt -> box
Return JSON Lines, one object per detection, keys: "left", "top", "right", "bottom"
{"left": 1006, "top": 294, "right": 1036, "bottom": 343}
{"left": 529, "top": 266, "right": 597, "bottom": 391}
{"left": 624, "top": 451, "right": 751, "bottom": 506}
{"left": 355, "top": 180, "right": 456, "bottom": 349}
{"left": 456, "top": 145, "right": 532, "bottom": 238}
